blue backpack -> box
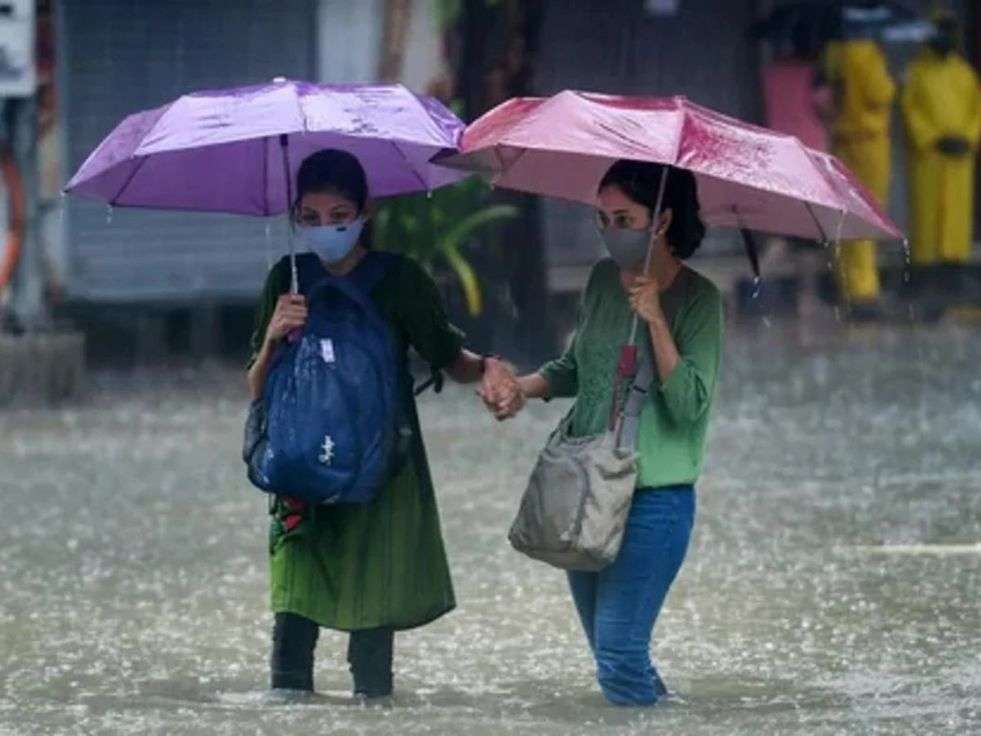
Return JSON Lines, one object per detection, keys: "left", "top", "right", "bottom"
{"left": 244, "top": 251, "right": 407, "bottom": 504}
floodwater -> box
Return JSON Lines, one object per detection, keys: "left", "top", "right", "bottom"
{"left": 2, "top": 319, "right": 980, "bottom": 735}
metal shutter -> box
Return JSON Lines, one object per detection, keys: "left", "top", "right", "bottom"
{"left": 60, "top": 0, "right": 316, "bottom": 303}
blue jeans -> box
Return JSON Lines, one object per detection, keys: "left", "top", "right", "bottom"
{"left": 567, "top": 485, "right": 695, "bottom": 705}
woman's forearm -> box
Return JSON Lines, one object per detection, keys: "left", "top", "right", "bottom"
{"left": 246, "top": 338, "right": 277, "bottom": 400}
{"left": 518, "top": 373, "right": 551, "bottom": 400}
{"left": 445, "top": 349, "right": 485, "bottom": 384}
{"left": 647, "top": 316, "right": 680, "bottom": 382}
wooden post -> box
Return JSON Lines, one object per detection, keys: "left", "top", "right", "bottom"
{"left": 378, "top": 0, "right": 412, "bottom": 82}
{"left": 3, "top": 96, "right": 46, "bottom": 330}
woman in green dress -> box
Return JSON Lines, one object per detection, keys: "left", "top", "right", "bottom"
{"left": 247, "top": 149, "right": 513, "bottom": 699}
{"left": 486, "top": 160, "right": 723, "bottom": 705}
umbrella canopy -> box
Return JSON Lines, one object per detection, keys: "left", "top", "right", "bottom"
{"left": 436, "top": 91, "right": 902, "bottom": 242}
{"left": 65, "top": 79, "right": 468, "bottom": 215}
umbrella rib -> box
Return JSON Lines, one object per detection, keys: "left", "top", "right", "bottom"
{"left": 804, "top": 202, "right": 831, "bottom": 242}
{"left": 389, "top": 140, "right": 429, "bottom": 193}
{"left": 109, "top": 155, "right": 150, "bottom": 206}
{"left": 731, "top": 206, "right": 761, "bottom": 281}
{"left": 488, "top": 145, "right": 529, "bottom": 187}
{"left": 497, "top": 147, "right": 528, "bottom": 181}
{"left": 493, "top": 146, "right": 506, "bottom": 171}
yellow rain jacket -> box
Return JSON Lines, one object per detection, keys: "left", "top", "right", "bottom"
{"left": 826, "top": 40, "right": 896, "bottom": 301}
{"left": 901, "top": 49, "right": 981, "bottom": 264}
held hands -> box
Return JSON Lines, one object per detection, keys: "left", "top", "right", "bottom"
{"left": 265, "top": 294, "right": 308, "bottom": 344}
{"left": 477, "top": 358, "right": 525, "bottom": 421}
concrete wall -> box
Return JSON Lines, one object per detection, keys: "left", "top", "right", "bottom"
{"left": 58, "top": 0, "right": 317, "bottom": 305}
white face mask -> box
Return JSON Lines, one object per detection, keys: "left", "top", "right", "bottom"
{"left": 298, "top": 218, "right": 365, "bottom": 264}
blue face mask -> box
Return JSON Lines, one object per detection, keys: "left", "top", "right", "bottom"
{"left": 298, "top": 218, "right": 365, "bottom": 264}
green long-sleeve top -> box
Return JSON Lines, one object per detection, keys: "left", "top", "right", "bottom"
{"left": 540, "top": 259, "right": 723, "bottom": 489}
{"left": 248, "top": 252, "right": 464, "bottom": 632}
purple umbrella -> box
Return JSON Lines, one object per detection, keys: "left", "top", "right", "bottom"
{"left": 66, "top": 79, "right": 467, "bottom": 214}
{"left": 65, "top": 79, "right": 468, "bottom": 290}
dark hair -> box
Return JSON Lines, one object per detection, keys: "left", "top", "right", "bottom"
{"left": 599, "top": 160, "right": 706, "bottom": 259}
{"left": 295, "top": 149, "right": 369, "bottom": 213}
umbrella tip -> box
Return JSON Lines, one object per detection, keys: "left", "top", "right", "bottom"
{"left": 272, "top": 76, "right": 287, "bottom": 83}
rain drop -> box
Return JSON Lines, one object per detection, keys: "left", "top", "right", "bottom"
{"left": 105, "top": 205, "right": 113, "bottom": 224}
{"left": 902, "top": 238, "right": 912, "bottom": 285}
{"left": 264, "top": 221, "right": 273, "bottom": 270}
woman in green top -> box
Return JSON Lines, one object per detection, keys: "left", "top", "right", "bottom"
{"left": 488, "top": 160, "right": 723, "bottom": 705}
{"left": 247, "top": 149, "right": 512, "bottom": 699}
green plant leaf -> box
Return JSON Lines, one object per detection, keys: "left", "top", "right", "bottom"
{"left": 373, "top": 180, "right": 518, "bottom": 317}
{"left": 437, "top": 204, "right": 518, "bottom": 316}
{"left": 441, "top": 240, "right": 483, "bottom": 316}
{"left": 440, "top": 204, "right": 519, "bottom": 252}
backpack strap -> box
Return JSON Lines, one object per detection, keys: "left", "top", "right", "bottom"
{"left": 305, "top": 251, "right": 397, "bottom": 311}
{"left": 413, "top": 368, "right": 444, "bottom": 396}
{"left": 348, "top": 251, "right": 399, "bottom": 295}
{"left": 293, "top": 252, "right": 328, "bottom": 297}
{"left": 302, "top": 251, "right": 445, "bottom": 398}
{"left": 616, "top": 354, "right": 655, "bottom": 452}
{"left": 353, "top": 252, "right": 446, "bottom": 398}
{"left": 614, "top": 269, "right": 693, "bottom": 452}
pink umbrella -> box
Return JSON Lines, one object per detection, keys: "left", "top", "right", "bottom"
{"left": 438, "top": 91, "right": 904, "bottom": 413}
{"left": 436, "top": 91, "right": 902, "bottom": 243}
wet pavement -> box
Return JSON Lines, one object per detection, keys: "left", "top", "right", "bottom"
{"left": 2, "top": 318, "right": 980, "bottom": 735}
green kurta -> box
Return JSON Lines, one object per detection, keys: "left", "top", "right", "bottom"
{"left": 248, "top": 252, "right": 464, "bottom": 632}
{"left": 540, "top": 259, "right": 723, "bottom": 489}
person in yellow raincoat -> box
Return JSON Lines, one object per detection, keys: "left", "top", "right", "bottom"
{"left": 901, "top": 13, "right": 981, "bottom": 270}
{"left": 825, "top": 36, "right": 896, "bottom": 309}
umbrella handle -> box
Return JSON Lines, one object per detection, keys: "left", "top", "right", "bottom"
{"left": 278, "top": 133, "right": 298, "bottom": 294}
{"left": 627, "top": 166, "right": 670, "bottom": 346}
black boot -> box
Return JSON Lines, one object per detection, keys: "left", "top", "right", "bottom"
{"left": 270, "top": 612, "right": 319, "bottom": 691}
{"left": 347, "top": 628, "right": 394, "bottom": 698}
